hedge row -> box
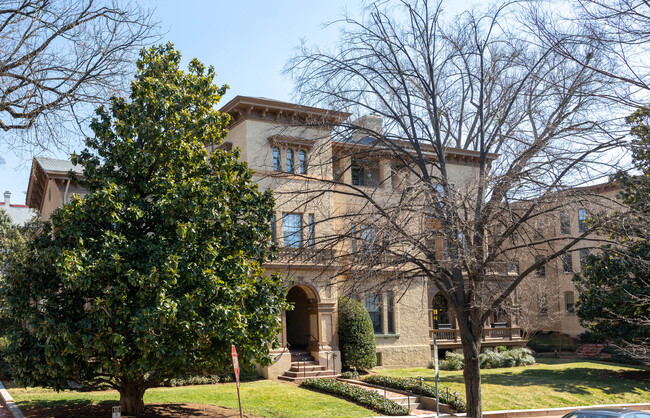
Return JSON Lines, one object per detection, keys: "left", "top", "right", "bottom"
{"left": 438, "top": 348, "right": 535, "bottom": 371}
{"left": 361, "top": 375, "right": 466, "bottom": 413}
{"left": 300, "top": 378, "right": 409, "bottom": 416}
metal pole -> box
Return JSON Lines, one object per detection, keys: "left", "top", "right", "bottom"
{"left": 236, "top": 385, "right": 243, "bottom": 418}
{"left": 419, "top": 377, "right": 423, "bottom": 396}
{"left": 434, "top": 334, "right": 439, "bottom": 418}
{"left": 303, "top": 360, "right": 306, "bottom": 378}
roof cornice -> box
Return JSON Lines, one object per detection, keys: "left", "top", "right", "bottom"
{"left": 219, "top": 96, "right": 351, "bottom": 129}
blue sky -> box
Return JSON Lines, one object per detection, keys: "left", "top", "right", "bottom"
{"left": 0, "top": 0, "right": 472, "bottom": 204}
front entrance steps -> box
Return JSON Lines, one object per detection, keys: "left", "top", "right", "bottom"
{"left": 278, "top": 350, "right": 337, "bottom": 382}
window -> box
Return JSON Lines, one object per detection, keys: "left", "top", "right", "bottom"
{"left": 351, "top": 165, "right": 364, "bottom": 186}
{"left": 308, "top": 214, "right": 315, "bottom": 247}
{"left": 364, "top": 293, "right": 396, "bottom": 335}
{"left": 282, "top": 213, "right": 302, "bottom": 248}
{"left": 560, "top": 212, "right": 570, "bottom": 234}
{"left": 386, "top": 294, "right": 395, "bottom": 334}
{"left": 562, "top": 253, "right": 573, "bottom": 273}
{"left": 360, "top": 225, "right": 377, "bottom": 254}
{"left": 579, "top": 248, "right": 590, "bottom": 269}
{"left": 578, "top": 209, "right": 587, "bottom": 232}
{"left": 364, "top": 294, "right": 382, "bottom": 334}
{"left": 273, "top": 147, "right": 281, "bottom": 171}
{"left": 535, "top": 256, "right": 546, "bottom": 277}
{"left": 534, "top": 219, "right": 544, "bottom": 240}
{"left": 286, "top": 148, "right": 295, "bottom": 173}
{"left": 564, "top": 291, "right": 575, "bottom": 314}
{"left": 271, "top": 214, "right": 277, "bottom": 242}
{"left": 538, "top": 294, "right": 548, "bottom": 316}
{"left": 299, "top": 150, "right": 307, "bottom": 174}
{"left": 350, "top": 223, "right": 357, "bottom": 253}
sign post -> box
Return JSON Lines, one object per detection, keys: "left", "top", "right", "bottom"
{"left": 433, "top": 333, "right": 439, "bottom": 418}
{"left": 232, "top": 345, "right": 243, "bottom": 418}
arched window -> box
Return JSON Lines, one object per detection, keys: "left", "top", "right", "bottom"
{"left": 299, "top": 149, "right": 307, "bottom": 174}
{"left": 286, "top": 148, "right": 295, "bottom": 173}
{"left": 431, "top": 293, "right": 449, "bottom": 329}
{"left": 273, "top": 147, "right": 281, "bottom": 171}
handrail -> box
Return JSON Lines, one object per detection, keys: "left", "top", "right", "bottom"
{"left": 308, "top": 334, "right": 326, "bottom": 351}
{"left": 273, "top": 341, "right": 291, "bottom": 362}
{"left": 308, "top": 334, "right": 334, "bottom": 371}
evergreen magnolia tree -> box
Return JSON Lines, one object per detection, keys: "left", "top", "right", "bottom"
{"left": 3, "top": 44, "right": 287, "bottom": 416}
{"left": 574, "top": 107, "right": 650, "bottom": 357}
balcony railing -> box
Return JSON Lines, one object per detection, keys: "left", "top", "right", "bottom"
{"left": 428, "top": 309, "right": 522, "bottom": 344}
{"left": 437, "top": 260, "right": 519, "bottom": 275}
{"left": 274, "top": 247, "right": 335, "bottom": 264}
{"left": 429, "top": 327, "right": 521, "bottom": 343}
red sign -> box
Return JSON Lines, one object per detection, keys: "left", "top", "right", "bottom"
{"left": 232, "top": 345, "right": 240, "bottom": 388}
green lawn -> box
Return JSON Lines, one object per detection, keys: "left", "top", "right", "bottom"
{"left": 379, "top": 358, "right": 650, "bottom": 411}
{"left": 8, "top": 380, "right": 375, "bottom": 418}
{"left": 8, "top": 359, "right": 649, "bottom": 416}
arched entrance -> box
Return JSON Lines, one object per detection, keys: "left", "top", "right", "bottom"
{"left": 432, "top": 293, "right": 450, "bottom": 329}
{"left": 285, "top": 285, "right": 319, "bottom": 350}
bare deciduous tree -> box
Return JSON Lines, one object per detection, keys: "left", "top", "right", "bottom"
{"left": 0, "top": 0, "right": 158, "bottom": 154}
{"left": 284, "top": 1, "right": 626, "bottom": 415}
{"left": 526, "top": 0, "right": 650, "bottom": 106}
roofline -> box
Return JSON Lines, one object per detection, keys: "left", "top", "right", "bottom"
{"left": 333, "top": 140, "right": 498, "bottom": 164}
{"left": 219, "top": 95, "right": 351, "bottom": 129}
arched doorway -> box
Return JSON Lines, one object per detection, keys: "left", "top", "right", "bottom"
{"left": 285, "top": 285, "right": 319, "bottom": 350}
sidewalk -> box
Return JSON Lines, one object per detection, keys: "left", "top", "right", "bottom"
{"left": 0, "top": 397, "right": 12, "bottom": 418}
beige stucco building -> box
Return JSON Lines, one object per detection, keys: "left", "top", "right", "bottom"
{"left": 512, "top": 183, "right": 622, "bottom": 339}
{"left": 26, "top": 96, "right": 531, "bottom": 380}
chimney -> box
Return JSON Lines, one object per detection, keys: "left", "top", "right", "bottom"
{"left": 351, "top": 114, "right": 383, "bottom": 141}
{"left": 3, "top": 191, "right": 9, "bottom": 206}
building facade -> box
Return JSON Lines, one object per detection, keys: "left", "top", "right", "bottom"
{"left": 26, "top": 96, "right": 533, "bottom": 379}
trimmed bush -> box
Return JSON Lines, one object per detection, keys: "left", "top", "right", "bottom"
{"left": 362, "top": 375, "right": 466, "bottom": 413}
{"left": 338, "top": 297, "right": 377, "bottom": 370}
{"left": 340, "top": 370, "right": 360, "bottom": 380}
{"left": 301, "top": 378, "right": 409, "bottom": 416}
{"left": 436, "top": 348, "right": 535, "bottom": 370}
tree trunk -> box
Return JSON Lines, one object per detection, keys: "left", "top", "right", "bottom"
{"left": 461, "top": 338, "right": 482, "bottom": 418}
{"left": 118, "top": 381, "right": 146, "bottom": 416}
{"left": 458, "top": 312, "right": 483, "bottom": 418}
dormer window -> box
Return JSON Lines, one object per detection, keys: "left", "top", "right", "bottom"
{"left": 286, "top": 148, "right": 295, "bottom": 173}
{"left": 273, "top": 147, "right": 281, "bottom": 172}
{"left": 299, "top": 149, "right": 307, "bottom": 174}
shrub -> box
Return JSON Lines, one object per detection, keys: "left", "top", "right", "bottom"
{"left": 340, "top": 370, "right": 360, "bottom": 380}
{"left": 301, "top": 378, "right": 409, "bottom": 416}
{"left": 361, "top": 375, "right": 466, "bottom": 413}
{"left": 162, "top": 368, "right": 258, "bottom": 387}
{"left": 163, "top": 374, "right": 221, "bottom": 387}
{"left": 437, "top": 348, "right": 534, "bottom": 370}
{"left": 338, "top": 297, "right": 377, "bottom": 371}
{"left": 438, "top": 351, "right": 463, "bottom": 371}
{"left": 598, "top": 346, "right": 647, "bottom": 366}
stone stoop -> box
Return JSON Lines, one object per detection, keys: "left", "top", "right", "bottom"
{"left": 576, "top": 344, "right": 607, "bottom": 357}
{"left": 278, "top": 350, "right": 337, "bottom": 382}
